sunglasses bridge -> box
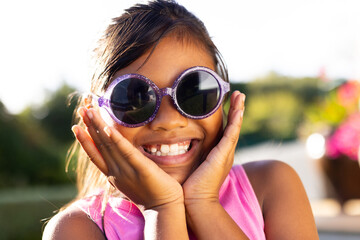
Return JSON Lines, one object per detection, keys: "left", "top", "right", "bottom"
{"left": 159, "top": 87, "right": 173, "bottom": 98}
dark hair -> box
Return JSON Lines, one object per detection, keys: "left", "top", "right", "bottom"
{"left": 91, "top": 0, "right": 228, "bottom": 94}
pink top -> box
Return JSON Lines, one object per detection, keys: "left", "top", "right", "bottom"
{"left": 74, "top": 165, "right": 265, "bottom": 239}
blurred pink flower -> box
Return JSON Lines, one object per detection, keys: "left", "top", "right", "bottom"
{"left": 337, "top": 80, "right": 360, "bottom": 107}
{"left": 326, "top": 113, "right": 360, "bottom": 161}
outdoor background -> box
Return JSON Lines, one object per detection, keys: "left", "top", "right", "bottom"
{"left": 0, "top": 0, "right": 360, "bottom": 239}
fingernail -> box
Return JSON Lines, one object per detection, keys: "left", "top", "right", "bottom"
{"left": 104, "top": 126, "right": 111, "bottom": 136}
{"left": 241, "top": 110, "right": 244, "bottom": 118}
{"left": 72, "top": 125, "right": 78, "bottom": 136}
{"left": 87, "top": 109, "right": 94, "bottom": 119}
{"left": 78, "top": 107, "right": 86, "bottom": 118}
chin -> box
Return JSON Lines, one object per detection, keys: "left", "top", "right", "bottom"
{"left": 166, "top": 162, "right": 201, "bottom": 185}
{"left": 174, "top": 173, "right": 188, "bottom": 185}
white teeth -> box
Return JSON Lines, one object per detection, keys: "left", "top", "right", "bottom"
{"left": 144, "top": 141, "right": 191, "bottom": 156}
{"left": 160, "top": 144, "right": 170, "bottom": 153}
{"left": 169, "top": 144, "right": 178, "bottom": 152}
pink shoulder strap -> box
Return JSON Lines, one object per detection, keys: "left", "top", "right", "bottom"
{"left": 218, "top": 165, "right": 265, "bottom": 239}
{"left": 232, "top": 165, "right": 263, "bottom": 223}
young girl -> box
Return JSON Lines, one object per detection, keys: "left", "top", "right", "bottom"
{"left": 43, "top": 1, "right": 318, "bottom": 239}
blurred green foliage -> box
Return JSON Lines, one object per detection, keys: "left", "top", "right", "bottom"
{"left": 228, "top": 72, "right": 324, "bottom": 146}
{"left": 303, "top": 80, "right": 359, "bottom": 129}
{"left": 0, "top": 84, "right": 77, "bottom": 188}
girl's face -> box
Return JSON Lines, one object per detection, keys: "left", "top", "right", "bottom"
{"left": 100, "top": 36, "right": 224, "bottom": 184}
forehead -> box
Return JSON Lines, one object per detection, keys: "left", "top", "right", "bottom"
{"left": 112, "top": 37, "right": 215, "bottom": 87}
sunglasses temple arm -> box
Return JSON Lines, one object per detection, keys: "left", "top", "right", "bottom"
{"left": 223, "top": 82, "right": 231, "bottom": 93}
{"left": 84, "top": 93, "right": 108, "bottom": 107}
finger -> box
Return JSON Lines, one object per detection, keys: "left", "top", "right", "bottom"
{"left": 208, "top": 92, "right": 244, "bottom": 158}
{"left": 72, "top": 125, "right": 109, "bottom": 175}
{"left": 85, "top": 109, "right": 131, "bottom": 156}
{"left": 103, "top": 125, "right": 156, "bottom": 171}
{"left": 220, "top": 109, "right": 243, "bottom": 152}
{"left": 228, "top": 92, "right": 245, "bottom": 137}
{"left": 84, "top": 108, "right": 146, "bottom": 174}
{"left": 81, "top": 108, "right": 116, "bottom": 154}
{"left": 227, "top": 91, "right": 237, "bottom": 120}
{"left": 202, "top": 107, "right": 243, "bottom": 179}
{"left": 230, "top": 90, "right": 241, "bottom": 108}
{"left": 216, "top": 93, "right": 245, "bottom": 157}
{"left": 78, "top": 107, "right": 119, "bottom": 170}
{"left": 228, "top": 92, "right": 244, "bottom": 123}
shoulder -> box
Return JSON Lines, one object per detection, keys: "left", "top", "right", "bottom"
{"left": 242, "top": 160, "right": 318, "bottom": 238}
{"left": 242, "top": 160, "right": 305, "bottom": 209}
{"left": 242, "top": 159, "right": 297, "bottom": 180}
{"left": 241, "top": 160, "right": 299, "bottom": 209}
{"left": 42, "top": 205, "right": 105, "bottom": 240}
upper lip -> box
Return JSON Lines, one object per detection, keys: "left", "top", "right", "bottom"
{"left": 136, "top": 132, "right": 202, "bottom": 147}
{"left": 139, "top": 137, "right": 196, "bottom": 146}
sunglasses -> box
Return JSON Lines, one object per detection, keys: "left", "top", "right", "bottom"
{"left": 93, "top": 66, "right": 230, "bottom": 128}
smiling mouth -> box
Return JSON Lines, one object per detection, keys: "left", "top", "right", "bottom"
{"left": 142, "top": 140, "right": 192, "bottom": 157}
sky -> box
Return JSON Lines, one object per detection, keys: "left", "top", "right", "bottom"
{"left": 1, "top": 0, "right": 360, "bottom": 114}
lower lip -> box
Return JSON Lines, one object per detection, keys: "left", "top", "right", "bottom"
{"left": 141, "top": 140, "right": 199, "bottom": 166}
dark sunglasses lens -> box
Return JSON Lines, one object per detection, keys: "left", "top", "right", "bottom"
{"left": 110, "top": 78, "right": 156, "bottom": 124}
{"left": 176, "top": 71, "right": 220, "bottom": 117}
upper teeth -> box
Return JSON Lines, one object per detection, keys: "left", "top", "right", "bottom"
{"left": 144, "top": 141, "right": 191, "bottom": 156}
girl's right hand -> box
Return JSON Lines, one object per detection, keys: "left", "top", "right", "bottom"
{"left": 72, "top": 107, "right": 184, "bottom": 210}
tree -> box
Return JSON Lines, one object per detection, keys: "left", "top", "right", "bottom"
{"left": 0, "top": 83, "right": 77, "bottom": 188}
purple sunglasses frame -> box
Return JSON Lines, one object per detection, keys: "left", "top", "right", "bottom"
{"left": 93, "top": 66, "right": 230, "bottom": 128}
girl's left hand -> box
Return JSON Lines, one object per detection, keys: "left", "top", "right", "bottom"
{"left": 182, "top": 91, "right": 245, "bottom": 205}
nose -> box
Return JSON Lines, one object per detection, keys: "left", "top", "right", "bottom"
{"left": 149, "top": 96, "right": 188, "bottom": 131}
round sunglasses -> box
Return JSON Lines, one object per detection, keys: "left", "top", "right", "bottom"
{"left": 93, "top": 66, "right": 230, "bottom": 128}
